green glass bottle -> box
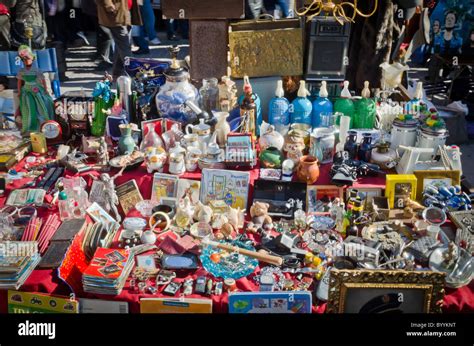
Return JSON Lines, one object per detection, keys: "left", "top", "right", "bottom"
{"left": 353, "top": 81, "right": 376, "bottom": 129}
{"left": 334, "top": 81, "right": 355, "bottom": 128}
{"left": 91, "top": 95, "right": 114, "bottom": 136}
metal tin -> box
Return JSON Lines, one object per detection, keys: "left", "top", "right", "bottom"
{"left": 416, "top": 126, "right": 449, "bottom": 161}
{"left": 30, "top": 132, "right": 47, "bottom": 154}
{"left": 390, "top": 118, "right": 418, "bottom": 154}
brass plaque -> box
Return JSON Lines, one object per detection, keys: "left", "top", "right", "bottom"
{"left": 229, "top": 27, "right": 303, "bottom": 78}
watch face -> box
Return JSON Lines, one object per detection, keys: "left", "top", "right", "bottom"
{"left": 41, "top": 121, "right": 61, "bottom": 139}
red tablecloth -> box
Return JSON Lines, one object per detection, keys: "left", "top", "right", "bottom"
{"left": 0, "top": 153, "right": 472, "bottom": 313}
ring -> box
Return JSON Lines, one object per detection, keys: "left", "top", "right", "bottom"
{"left": 149, "top": 211, "right": 171, "bottom": 234}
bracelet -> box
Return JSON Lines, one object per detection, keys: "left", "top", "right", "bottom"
{"left": 18, "top": 206, "right": 37, "bottom": 218}
{"left": 148, "top": 211, "right": 171, "bottom": 234}
{"left": 0, "top": 205, "right": 18, "bottom": 218}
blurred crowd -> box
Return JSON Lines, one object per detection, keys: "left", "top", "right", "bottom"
{"left": 0, "top": 0, "right": 291, "bottom": 86}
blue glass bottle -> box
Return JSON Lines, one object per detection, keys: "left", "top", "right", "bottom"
{"left": 311, "top": 81, "right": 333, "bottom": 128}
{"left": 268, "top": 80, "right": 290, "bottom": 133}
{"left": 290, "top": 80, "right": 312, "bottom": 126}
{"left": 238, "top": 76, "right": 262, "bottom": 136}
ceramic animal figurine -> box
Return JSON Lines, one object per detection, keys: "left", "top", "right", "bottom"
{"left": 214, "top": 111, "right": 230, "bottom": 148}
{"left": 246, "top": 201, "right": 273, "bottom": 233}
{"left": 146, "top": 147, "right": 167, "bottom": 173}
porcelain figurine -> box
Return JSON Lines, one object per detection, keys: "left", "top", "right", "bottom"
{"left": 259, "top": 122, "right": 285, "bottom": 151}
{"left": 214, "top": 111, "right": 230, "bottom": 148}
{"left": 146, "top": 147, "right": 167, "bottom": 173}
{"left": 174, "top": 196, "right": 194, "bottom": 228}
{"left": 283, "top": 130, "right": 306, "bottom": 164}
{"left": 16, "top": 45, "right": 53, "bottom": 134}
{"left": 89, "top": 166, "right": 125, "bottom": 222}
{"left": 168, "top": 152, "right": 186, "bottom": 175}
{"left": 97, "top": 137, "right": 109, "bottom": 166}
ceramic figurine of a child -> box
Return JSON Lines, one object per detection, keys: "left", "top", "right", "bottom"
{"left": 15, "top": 45, "right": 53, "bottom": 133}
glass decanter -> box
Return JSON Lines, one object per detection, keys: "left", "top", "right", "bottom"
{"left": 140, "top": 123, "right": 164, "bottom": 153}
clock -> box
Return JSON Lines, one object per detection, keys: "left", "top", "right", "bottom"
{"left": 40, "top": 120, "right": 63, "bottom": 145}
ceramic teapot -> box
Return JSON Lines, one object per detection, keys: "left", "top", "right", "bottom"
{"left": 259, "top": 122, "right": 285, "bottom": 151}
{"left": 185, "top": 118, "right": 211, "bottom": 136}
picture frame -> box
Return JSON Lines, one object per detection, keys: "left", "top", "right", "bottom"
{"left": 151, "top": 173, "right": 179, "bottom": 202}
{"left": 200, "top": 169, "right": 250, "bottom": 210}
{"left": 306, "top": 185, "right": 343, "bottom": 214}
{"left": 413, "top": 170, "right": 461, "bottom": 201}
{"left": 327, "top": 269, "right": 445, "bottom": 313}
{"left": 385, "top": 174, "right": 417, "bottom": 209}
{"left": 346, "top": 187, "right": 383, "bottom": 208}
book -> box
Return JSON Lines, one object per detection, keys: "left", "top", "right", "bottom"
{"left": 8, "top": 290, "right": 79, "bottom": 313}
{"left": 140, "top": 298, "right": 213, "bottom": 313}
{"left": 115, "top": 179, "right": 143, "bottom": 215}
{"left": 82, "top": 248, "right": 133, "bottom": 295}
{"left": 79, "top": 298, "right": 129, "bottom": 314}
{"left": 151, "top": 173, "right": 178, "bottom": 202}
{"left": 228, "top": 291, "right": 312, "bottom": 313}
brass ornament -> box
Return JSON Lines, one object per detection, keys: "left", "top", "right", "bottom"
{"left": 327, "top": 269, "right": 446, "bottom": 313}
{"left": 297, "top": 0, "right": 379, "bottom": 25}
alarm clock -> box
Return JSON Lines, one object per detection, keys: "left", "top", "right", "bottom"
{"left": 40, "top": 120, "right": 63, "bottom": 145}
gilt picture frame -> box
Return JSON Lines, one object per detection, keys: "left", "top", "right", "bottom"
{"left": 327, "top": 269, "right": 445, "bottom": 313}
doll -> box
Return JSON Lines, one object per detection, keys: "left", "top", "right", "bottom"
{"left": 16, "top": 45, "right": 54, "bottom": 134}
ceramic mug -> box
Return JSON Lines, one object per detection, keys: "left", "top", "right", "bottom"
{"left": 185, "top": 158, "right": 199, "bottom": 172}
{"left": 186, "top": 147, "right": 202, "bottom": 160}
{"left": 183, "top": 133, "right": 199, "bottom": 148}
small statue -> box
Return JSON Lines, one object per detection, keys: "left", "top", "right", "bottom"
{"left": 97, "top": 137, "right": 109, "bottom": 166}
{"left": 16, "top": 45, "right": 54, "bottom": 133}
{"left": 442, "top": 242, "right": 459, "bottom": 269}
{"left": 89, "top": 166, "right": 125, "bottom": 222}
{"left": 174, "top": 196, "right": 195, "bottom": 228}
{"left": 193, "top": 201, "right": 213, "bottom": 224}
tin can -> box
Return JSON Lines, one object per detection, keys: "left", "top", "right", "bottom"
{"left": 416, "top": 126, "right": 448, "bottom": 161}
{"left": 30, "top": 132, "right": 47, "bottom": 154}
{"left": 390, "top": 118, "right": 418, "bottom": 155}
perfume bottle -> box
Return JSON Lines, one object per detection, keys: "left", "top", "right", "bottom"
{"left": 290, "top": 80, "right": 312, "bottom": 126}
{"left": 334, "top": 81, "right": 355, "bottom": 128}
{"left": 353, "top": 81, "right": 376, "bottom": 129}
{"left": 311, "top": 81, "right": 333, "bottom": 128}
{"left": 268, "top": 80, "right": 290, "bottom": 134}
{"left": 58, "top": 191, "right": 72, "bottom": 221}
{"left": 140, "top": 123, "right": 164, "bottom": 153}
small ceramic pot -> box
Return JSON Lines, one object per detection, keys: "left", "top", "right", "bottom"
{"left": 296, "top": 155, "right": 320, "bottom": 184}
{"left": 140, "top": 230, "right": 157, "bottom": 245}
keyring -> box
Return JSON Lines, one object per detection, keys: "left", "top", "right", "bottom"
{"left": 149, "top": 211, "right": 171, "bottom": 234}
{"left": 0, "top": 205, "right": 18, "bottom": 218}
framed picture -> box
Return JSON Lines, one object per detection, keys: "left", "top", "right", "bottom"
{"left": 413, "top": 170, "right": 461, "bottom": 201}
{"left": 327, "top": 269, "right": 445, "bottom": 313}
{"left": 177, "top": 179, "right": 201, "bottom": 203}
{"left": 346, "top": 187, "right": 383, "bottom": 207}
{"left": 151, "top": 173, "right": 179, "bottom": 202}
{"left": 385, "top": 174, "right": 417, "bottom": 209}
{"left": 306, "top": 185, "right": 343, "bottom": 214}
{"left": 200, "top": 169, "right": 250, "bottom": 209}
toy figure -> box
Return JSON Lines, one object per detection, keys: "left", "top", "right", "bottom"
{"left": 90, "top": 166, "right": 125, "bottom": 222}
{"left": 247, "top": 201, "right": 273, "bottom": 233}
{"left": 15, "top": 45, "right": 53, "bottom": 133}
{"left": 193, "top": 201, "right": 213, "bottom": 224}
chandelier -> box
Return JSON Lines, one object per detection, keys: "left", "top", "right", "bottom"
{"left": 296, "top": 0, "right": 378, "bottom": 25}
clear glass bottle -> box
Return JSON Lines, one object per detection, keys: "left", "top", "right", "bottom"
{"left": 58, "top": 191, "right": 72, "bottom": 221}
{"left": 199, "top": 78, "right": 219, "bottom": 114}
{"left": 140, "top": 123, "right": 164, "bottom": 153}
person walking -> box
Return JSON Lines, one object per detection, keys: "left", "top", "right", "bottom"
{"left": 96, "top": 0, "right": 142, "bottom": 79}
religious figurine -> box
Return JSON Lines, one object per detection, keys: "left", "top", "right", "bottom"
{"left": 90, "top": 167, "right": 125, "bottom": 222}
{"left": 15, "top": 45, "right": 53, "bottom": 133}
{"left": 97, "top": 137, "right": 109, "bottom": 166}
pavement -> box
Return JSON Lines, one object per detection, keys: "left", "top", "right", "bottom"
{"left": 62, "top": 32, "right": 474, "bottom": 185}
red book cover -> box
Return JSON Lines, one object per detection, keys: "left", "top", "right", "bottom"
{"left": 83, "top": 248, "right": 129, "bottom": 279}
